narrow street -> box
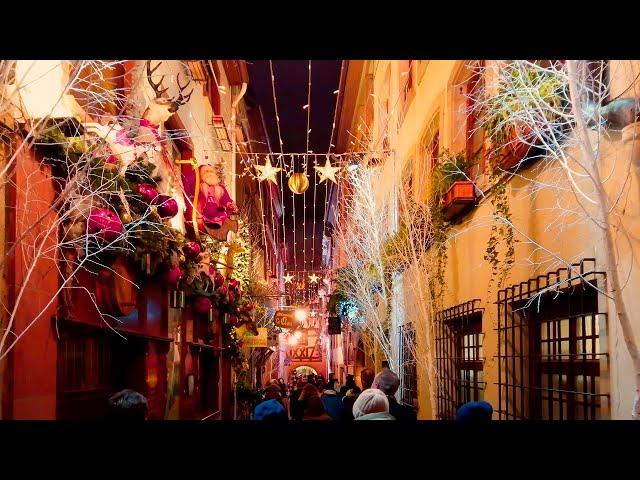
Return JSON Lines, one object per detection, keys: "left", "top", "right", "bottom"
{"left": 1, "top": 59, "right": 640, "bottom": 421}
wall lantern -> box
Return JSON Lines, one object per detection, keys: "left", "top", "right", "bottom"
{"left": 212, "top": 115, "right": 231, "bottom": 151}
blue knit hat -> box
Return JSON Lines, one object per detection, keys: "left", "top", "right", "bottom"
{"left": 455, "top": 401, "right": 493, "bottom": 421}
{"left": 252, "top": 399, "right": 287, "bottom": 421}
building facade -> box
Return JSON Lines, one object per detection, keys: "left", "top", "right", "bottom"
{"left": 0, "top": 60, "right": 281, "bottom": 419}
{"left": 334, "top": 60, "right": 640, "bottom": 419}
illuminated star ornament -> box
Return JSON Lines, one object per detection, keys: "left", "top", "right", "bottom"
{"left": 314, "top": 156, "right": 341, "bottom": 184}
{"left": 255, "top": 155, "right": 282, "bottom": 184}
{"left": 308, "top": 273, "right": 320, "bottom": 283}
{"left": 284, "top": 273, "right": 294, "bottom": 283}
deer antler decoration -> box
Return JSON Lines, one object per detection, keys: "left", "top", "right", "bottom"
{"left": 145, "top": 60, "right": 193, "bottom": 113}
{"left": 146, "top": 60, "right": 169, "bottom": 98}
{"left": 169, "top": 72, "right": 194, "bottom": 112}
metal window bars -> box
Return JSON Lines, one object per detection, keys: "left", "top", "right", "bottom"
{"left": 399, "top": 323, "right": 418, "bottom": 408}
{"left": 435, "top": 299, "right": 485, "bottom": 419}
{"left": 496, "top": 258, "right": 609, "bottom": 420}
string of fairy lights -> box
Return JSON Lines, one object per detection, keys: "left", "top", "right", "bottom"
{"left": 255, "top": 60, "right": 390, "bottom": 308}
{"left": 268, "top": 61, "right": 289, "bottom": 305}
{"left": 183, "top": 60, "right": 400, "bottom": 310}
{"left": 303, "top": 60, "right": 311, "bottom": 303}
{"left": 177, "top": 60, "right": 409, "bottom": 313}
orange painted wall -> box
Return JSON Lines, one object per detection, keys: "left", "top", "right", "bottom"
{"left": 7, "top": 145, "right": 59, "bottom": 419}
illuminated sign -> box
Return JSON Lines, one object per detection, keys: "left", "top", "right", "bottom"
{"left": 274, "top": 310, "right": 300, "bottom": 329}
{"left": 242, "top": 327, "right": 268, "bottom": 347}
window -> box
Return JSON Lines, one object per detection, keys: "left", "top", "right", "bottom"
{"left": 496, "top": 258, "right": 609, "bottom": 420}
{"left": 451, "top": 62, "right": 486, "bottom": 181}
{"left": 364, "top": 73, "right": 374, "bottom": 129}
{"left": 435, "top": 299, "right": 485, "bottom": 419}
{"left": 399, "top": 60, "right": 415, "bottom": 123}
{"left": 207, "top": 61, "right": 222, "bottom": 115}
{"left": 57, "top": 330, "right": 115, "bottom": 420}
{"left": 420, "top": 124, "right": 440, "bottom": 171}
{"left": 465, "top": 66, "right": 486, "bottom": 176}
{"left": 379, "top": 64, "right": 391, "bottom": 152}
{"left": 418, "top": 123, "right": 440, "bottom": 203}
{"left": 59, "top": 333, "right": 112, "bottom": 393}
{"left": 399, "top": 160, "right": 414, "bottom": 216}
{"left": 399, "top": 323, "right": 418, "bottom": 408}
{"left": 429, "top": 131, "right": 439, "bottom": 170}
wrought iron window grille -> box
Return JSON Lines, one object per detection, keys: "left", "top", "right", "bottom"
{"left": 495, "top": 258, "right": 609, "bottom": 420}
{"left": 435, "top": 299, "right": 485, "bottom": 419}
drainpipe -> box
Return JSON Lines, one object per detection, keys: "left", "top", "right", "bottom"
{"left": 230, "top": 82, "right": 248, "bottom": 199}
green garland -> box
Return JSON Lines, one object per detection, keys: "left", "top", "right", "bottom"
{"left": 229, "top": 219, "right": 251, "bottom": 291}
{"left": 428, "top": 150, "right": 473, "bottom": 310}
{"left": 484, "top": 168, "right": 515, "bottom": 291}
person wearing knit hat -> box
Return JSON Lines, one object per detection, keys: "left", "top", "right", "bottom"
{"left": 252, "top": 398, "right": 288, "bottom": 421}
{"left": 352, "top": 388, "right": 396, "bottom": 420}
{"left": 455, "top": 401, "right": 493, "bottom": 421}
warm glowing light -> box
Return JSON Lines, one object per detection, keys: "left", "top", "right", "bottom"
{"left": 255, "top": 155, "right": 282, "bottom": 184}
{"left": 14, "top": 60, "right": 78, "bottom": 120}
{"left": 314, "top": 157, "right": 341, "bottom": 184}
{"left": 294, "top": 309, "right": 308, "bottom": 322}
{"left": 287, "top": 336, "right": 299, "bottom": 346}
{"left": 288, "top": 172, "right": 309, "bottom": 194}
{"left": 294, "top": 330, "right": 302, "bottom": 339}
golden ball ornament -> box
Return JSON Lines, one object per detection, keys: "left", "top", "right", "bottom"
{"left": 288, "top": 172, "right": 309, "bottom": 194}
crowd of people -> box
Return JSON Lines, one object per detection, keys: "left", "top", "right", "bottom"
{"left": 252, "top": 367, "right": 421, "bottom": 421}
{"left": 103, "top": 370, "right": 492, "bottom": 422}
{"left": 253, "top": 367, "right": 494, "bottom": 422}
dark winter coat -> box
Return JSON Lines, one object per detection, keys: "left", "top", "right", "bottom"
{"left": 387, "top": 395, "right": 418, "bottom": 421}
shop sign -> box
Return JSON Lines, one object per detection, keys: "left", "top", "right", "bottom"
{"left": 243, "top": 327, "right": 268, "bottom": 347}
{"left": 274, "top": 310, "right": 299, "bottom": 329}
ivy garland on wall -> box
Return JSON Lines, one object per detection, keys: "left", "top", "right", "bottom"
{"left": 484, "top": 168, "right": 516, "bottom": 291}
{"left": 428, "top": 150, "right": 472, "bottom": 309}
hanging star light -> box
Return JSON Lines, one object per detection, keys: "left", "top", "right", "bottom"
{"left": 284, "top": 273, "right": 294, "bottom": 283}
{"left": 255, "top": 155, "right": 282, "bottom": 184}
{"left": 308, "top": 273, "right": 320, "bottom": 283}
{"left": 314, "top": 156, "right": 341, "bottom": 184}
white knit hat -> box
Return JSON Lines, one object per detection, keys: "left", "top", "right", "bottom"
{"left": 352, "top": 388, "right": 389, "bottom": 418}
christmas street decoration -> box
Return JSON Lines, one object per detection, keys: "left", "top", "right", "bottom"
{"left": 288, "top": 172, "right": 309, "bottom": 194}
{"left": 254, "top": 155, "right": 282, "bottom": 184}
{"left": 314, "top": 156, "right": 341, "bottom": 184}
